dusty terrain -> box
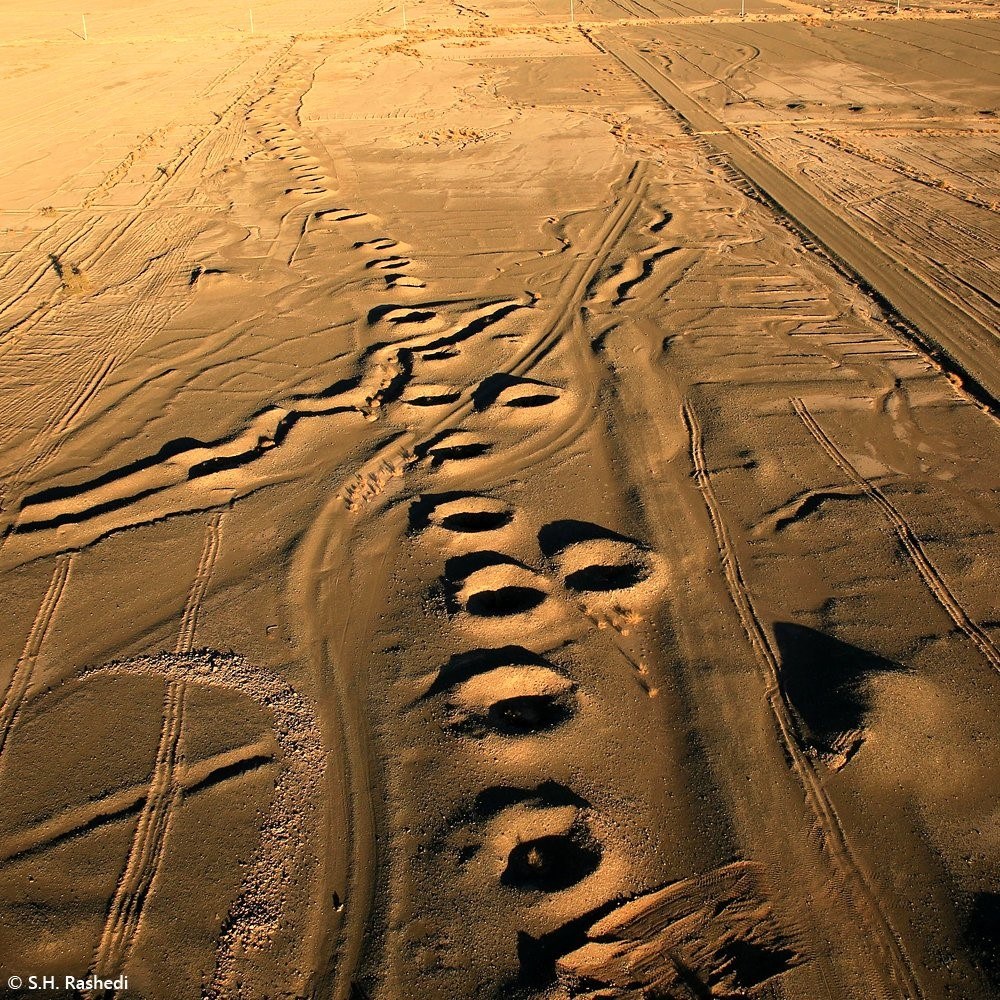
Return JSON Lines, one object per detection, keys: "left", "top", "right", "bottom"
{"left": 0, "top": 2, "right": 997, "bottom": 998}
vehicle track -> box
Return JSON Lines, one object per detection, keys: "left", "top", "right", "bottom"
{"left": 597, "top": 30, "right": 1000, "bottom": 411}
{"left": 341, "top": 160, "right": 650, "bottom": 510}
{"left": 2, "top": 163, "right": 648, "bottom": 553}
{"left": 0, "top": 43, "right": 303, "bottom": 535}
{"left": 5, "top": 157, "right": 653, "bottom": 992}
{"left": 682, "top": 397, "right": 924, "bottom": 1000}
{"left": 489, "top": 210, "right": 692, "bottom": 487}
{"left": 0, "top": 42, "right": 293, "bottom": 339}
{"left": 800, "top": 128, "right": 999, "bottom": 214}
{"left": 0, "top": 353, "right": 117, "bottom": 531}
{"left": 792, "top": 397, "right": 1000, "bottom": 675}
{"left": 175, "top": 512, "right": 225, "bottom": 656}
{"left": 0, "top": 554, "right": 72, "bottom": 762}
{"left": 88, "top": 513, "right": 225, "bottom": 993}
{"left": 299, "top": 160, "right": 651, "bottom": 1000}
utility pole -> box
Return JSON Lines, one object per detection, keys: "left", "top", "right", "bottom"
{"left": 249, "top": 6, "right": 255, "bottom": 34}
{"left": 570, "top": 0, "right": 575, "bottom": 24}
{"left": 402, "top": 0, "right": 407, "bottom": 27}
{"left": 740, "top": 0, "right": 745, "bottom": 16}
{"left": 82, "top": 13, "right": 88, "bottom": 40}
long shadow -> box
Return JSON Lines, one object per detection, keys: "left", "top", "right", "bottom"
{"left": 965, "top": 891, "right": 1000, "bottom": 991}
{"left": 537, "top": 519, "right": 640, "bottom": 558}
{"left": 472, "top": 374, "right": 556, "bottom": 411}
{"left": 773, "top": 622, "right": 906, "bottom": 758}
{"left": 21, "top": 367, "right": 363, "bottom": 515}
{"left": 24, "top": 436, "right": 209, "bottom": 508}
{"left": 417, "top": 299, "right": 527, "bottom": 353}
{"left": 422, "top": 646, "right": 552, "bottom": 698}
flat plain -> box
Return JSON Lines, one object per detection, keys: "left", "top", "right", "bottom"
{"left": 0, "top": 1, "right": 997, "bottom": 998}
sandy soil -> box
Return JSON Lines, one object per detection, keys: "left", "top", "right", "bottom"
{"left": 0, "top": 2, "right": 997, "bottom": 999}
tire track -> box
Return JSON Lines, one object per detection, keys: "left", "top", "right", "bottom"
{"left": 598, "top": 31, "right": 1000, "bottom": 411}
{"left": 0, "top": 43, "right": 295, "bottom": 332}
{"left": 792, "top": 397, "right": 1000, "bottom": 674}
{"left": 294, "top": 512, "right": 391, "bottom": 1000}
{"left": 2, "top": 159, "right": 647, "bottom": 550}
{"left": 0, "top": 353, "right": 111, "bottom": 477}
{"left": 0, "top": 41, "right": 295, "bottom": 355}
{"left": 0, "top": 354, "right": 119, "bottom": 536}
{"left": 682, "top": 397, "right": 924, "bottom": 1000}
{"left": 299, "top": 162, "right": 653, "bottom": 1000}
{"left": 341, "top": 160, "right": 650, "bottom": 510}
{"left": 88, "top": 513, "right": 224, "bottom": 990}
{"left": 0, "top": 46, "right": 305, "bottom": 534}
{"left": 54, "top": 355, "right": 119, "bottom": 437}
{"left": 175, "top": 512, "right": 225, "bottom": 656}
{"left": 0, "top": 553, "right": 72, "bottom": 762}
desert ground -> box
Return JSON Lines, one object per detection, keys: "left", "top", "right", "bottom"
{"left": 0, "top": 1, "right": 998, "bottom": 998}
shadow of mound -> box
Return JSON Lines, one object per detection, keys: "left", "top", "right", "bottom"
{"left": 189, "top": 265, "right": 228, "bottom": 286}
{"left": 366, "top": 300, "right": 446, "bottom": 324}
{"left": 965, "top": 891, "right": 1000, "bottom": 990}
{"left": 414, "top": 429, "right": 492, "bottom": 466}
{"left": 467, "top": 586, "right": 546, "bottom": 618}
{"left": 405, "top": 388, "right": 461, "bottom": 406}
{"left": 423, "top": 646, "right": 551, "bottom": 698}
{"left": 774, "top": 622, "right": 906, "bottom": 762}
{"left": 441, "top": 509, "right": 513, "bottom": 532}
{"left": 486, "top": 693, "right": 575, "bottom": 735}
{"left": 565, "top": 561, "right": 648, "bottom": 593}
{"left": 443, "top": 550, "right": 523, "bottom": 582}
{"left": 538, "top": 519, "right": 640, "bottom": 558}
{"left": 473, "top": 781, "right": 589, "bottom": 819}
{"left": 473, "top": 373, "right": 559, "bottom": 410}
{"left": 409, "top": 492, "right": 515, "bottom": 534}
{"left": 427, "top": 441, "right": 491, "bottom": 464}
{"left": 502, "top": 829, "right": 602, "bottom": 893}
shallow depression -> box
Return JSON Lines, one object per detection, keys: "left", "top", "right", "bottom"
{"left": 501, "top": 831, "right": 602, "bottom": 893}
{"left": 466, "top": 585, "right": 547, "bottom": 618}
